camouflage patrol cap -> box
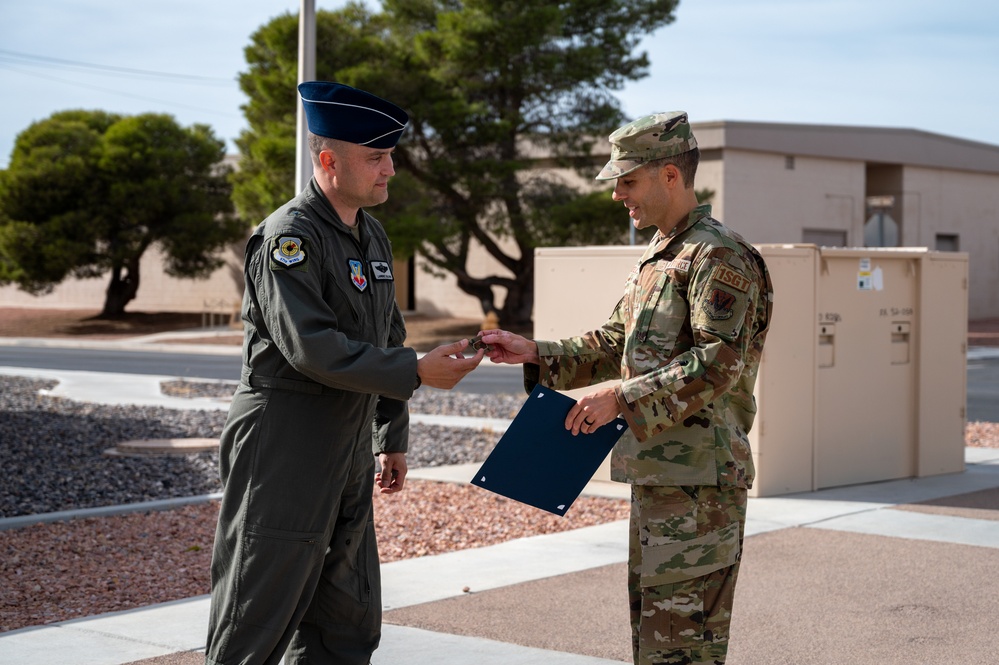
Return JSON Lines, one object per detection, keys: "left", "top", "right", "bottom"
{"left": 595, "top": 111, "right": 697, "bottom": 180}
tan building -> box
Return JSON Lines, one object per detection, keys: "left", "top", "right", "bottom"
{"left": 5, "top": 121, "right": 998, "bottom": 321}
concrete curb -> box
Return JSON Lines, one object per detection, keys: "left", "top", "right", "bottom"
{"left": 0, "top": 493, "right": 224, "bottom": 531}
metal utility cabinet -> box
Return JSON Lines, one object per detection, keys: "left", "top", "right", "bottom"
{"left": 533, "top": 245, "right": 969, "bottom": 497}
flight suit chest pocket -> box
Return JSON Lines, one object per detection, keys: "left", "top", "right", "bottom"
{"left": 324, "top": 267, "right": 365, "bottom": 335}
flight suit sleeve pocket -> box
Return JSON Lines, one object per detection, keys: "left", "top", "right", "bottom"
{"left": 640, "top": 521, "right": 741, "bottom": 587}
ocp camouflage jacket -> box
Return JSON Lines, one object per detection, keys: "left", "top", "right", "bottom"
{"left": 528, "top": 204, "right": 773, "bottom": 487}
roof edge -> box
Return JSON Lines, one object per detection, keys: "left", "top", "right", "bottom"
{"left": 691, "top": 120, "right": 999, "bottom": 174}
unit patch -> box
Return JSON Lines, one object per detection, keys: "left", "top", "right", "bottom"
{"left": 270, "top": 236, "right": 308, "bottom": 270}
{"left": 370, "top": 260, "right": 393, "bottom": 280}
{"left": 348, "top": 259, "right": 368, "bottom": 291}
{"left": 703, "top": 288, "right": 737, "bottom": 320}
{"left": 691, "top": 272, "right": 751, "bottom": 340}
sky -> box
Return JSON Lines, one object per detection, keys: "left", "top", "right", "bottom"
{"left": 2, "top": 0, "right": 998, "bottom": 169}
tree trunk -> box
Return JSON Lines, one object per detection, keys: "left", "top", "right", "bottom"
{"left": 498, "top": 260, "right": 534, "bottom": 326}
{"left": 101, "top": 259, "right": 141, "bottom": 317}
{"left": 455, "top": 275, "right": 499, "bottom": 318}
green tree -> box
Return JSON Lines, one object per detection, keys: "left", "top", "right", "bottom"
{"left": 0, "top": 110, "right": 242, "bottom": 316}
{"left": 234, "top": 0, "right": 680, "bottom": 324}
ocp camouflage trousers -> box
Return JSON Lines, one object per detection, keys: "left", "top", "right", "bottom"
{"left": 628, "top": 485, "right": 747, "bottom": 665}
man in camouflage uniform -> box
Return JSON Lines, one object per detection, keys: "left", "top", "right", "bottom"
{"left": 204, "top": 82, "right": 483, "bottom": 665}
{"left": 479, "top": 111, "right": 773, "bottom": 665}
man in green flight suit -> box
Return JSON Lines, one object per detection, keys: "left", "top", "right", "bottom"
{"left": 479, "top": 111, "right": 774, "bottom": 665}
{"left": 204, "top": 82, "right": 483, "bottom": 665}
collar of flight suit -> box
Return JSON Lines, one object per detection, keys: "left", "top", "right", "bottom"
{"left": 304, "top": 177, "right": 369, "bottom": 248}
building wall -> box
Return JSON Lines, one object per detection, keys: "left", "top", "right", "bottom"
{"left": 901, "top": 166, "right": 999, "bottom": 318}
{"left": 0, "top": 243, "right": 245, "bottom": 315}
{"left": 715, "top": 149, "right": 866, "bottom": 246}
{"left": 695, "top": 156, "right": 724, "bottom": 218}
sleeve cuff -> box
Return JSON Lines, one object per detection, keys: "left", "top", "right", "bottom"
{"left": 523, "top": 363, "right": 540, "bottom": 394}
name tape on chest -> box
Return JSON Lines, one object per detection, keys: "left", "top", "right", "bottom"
{"left": 370, "top": 260, "right": 393, "bottom": 280}
{"left": 655, "top": 258, "right": 691, "bottom": 273}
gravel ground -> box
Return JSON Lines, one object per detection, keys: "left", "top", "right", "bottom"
{"left": 2, "top": 377, "right": 225, "bottom": 518}
{"left": 0, "top": 376, "right": 629, "bottom": 633}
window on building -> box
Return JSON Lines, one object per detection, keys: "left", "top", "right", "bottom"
{"left": 803, "top": 229, "right": 848, "bottom": 247}
{"left": 935, "top": 234, "right": 960, "bottom": 252}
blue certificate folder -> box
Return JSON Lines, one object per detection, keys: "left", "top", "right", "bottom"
{"left": 470, "top": 384, "right": 628, "bottom": 516}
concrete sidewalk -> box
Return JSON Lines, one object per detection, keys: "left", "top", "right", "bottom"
{"left": 2, "top": 354, "right": 999, "bottom": 664}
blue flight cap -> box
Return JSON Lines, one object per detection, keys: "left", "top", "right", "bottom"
{"left": 298, "top": 81, "right": 409, "bottom": 148}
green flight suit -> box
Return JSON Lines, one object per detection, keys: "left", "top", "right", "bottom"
{"left": 205, "top": 178, "right": 417, "bottom": 665}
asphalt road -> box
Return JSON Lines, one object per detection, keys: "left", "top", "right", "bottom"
{"left": 0, "top": 345, "right": 996, "bottom": 418}
{"left": 968, "top": 355, "right": 999, "bottom": 422}
{"left": 0, "top": 344, "right": 526, "bottom": 395}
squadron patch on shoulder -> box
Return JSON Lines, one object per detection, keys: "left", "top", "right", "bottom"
{"left": 691, "top": 261, "right": 756, "bottom": 339}
{"left": 270, "top": 236, "right": 308, "bottom": 271}
{"left": 691, "top": 284, "right": 747, "bottom": 340}
{"left": 370, "top": 260, "right": 393, "bottom": 280}
{"left": 348, "top": 259, "right": 368, "bottom": 292}
{"left": 703, "top": 288, "right": 737, "bottom": 320}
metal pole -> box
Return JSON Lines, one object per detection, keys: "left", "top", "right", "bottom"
{"left": 295, "top": 0, "right": 317, "bottom": 192}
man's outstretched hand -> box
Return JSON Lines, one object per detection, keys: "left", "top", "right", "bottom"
{"left": 416, "top": 338, "right": 484, "bottom": 389}
{"left": 475, "top": 329, "right": 540, "bottom": 365}
{"left": 477, "top": 330, "right": 625, "bottom": 438}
